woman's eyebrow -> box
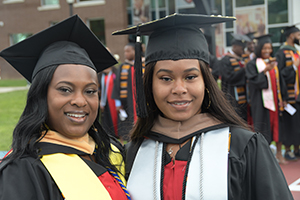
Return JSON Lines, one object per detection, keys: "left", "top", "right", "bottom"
{"left": 183, "top": 67, "right": 200, "bottom": 73}
{"left": 156, "top": 69, "right": 173, "bottom": 75}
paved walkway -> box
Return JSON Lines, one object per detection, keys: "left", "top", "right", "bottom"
{"left": 0, "top": 86, "right": 28, "bottom": 93}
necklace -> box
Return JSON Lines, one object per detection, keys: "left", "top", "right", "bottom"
{"left": 167, "top": 144, "right": 181, "bottom": 155}
{"left": 167, "top": 145, "right": 175, "bottom": 155}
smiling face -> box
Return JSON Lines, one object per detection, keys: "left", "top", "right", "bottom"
{"left": 152, "top": 59, "right": 205, "bottom": 122}
{"left": 47, "top": 64, "right": 99, "bottom": 139}
{"left": 261, "top": 43, "right": 273, "bottom": 59}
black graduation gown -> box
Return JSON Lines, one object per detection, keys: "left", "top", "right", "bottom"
{"left": 125, "top": 124, "right": 293, "bottom": 200}
{"left": 220, "top": 55, "right": 248, "bottom": 121}
{"left": 111, "top": 62, "right": 136, "bottom": 139}
{"left": 245, "top": 58, "right": 287, "bottom": 144}
{"left": 0, "top": 142, "right": 127, "bottom": 200}
{"left": 276, "top": 48, "right": 300, "bottom": 146}
{"left": 98, "top": 71, "right": 119, "bottom": 138}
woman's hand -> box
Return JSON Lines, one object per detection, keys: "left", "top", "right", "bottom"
{"left": 263, "top": 61, "right": 276, "bottom": 74}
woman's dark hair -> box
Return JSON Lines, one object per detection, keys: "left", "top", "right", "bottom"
{"left": 3, "top": 65, "right": 122, "bottom": 173}
{"left": 254, "top": 42, "right": 273, "bottom": 58}
{"left": 130, "top": 60, "right": 249, "bottom": 141}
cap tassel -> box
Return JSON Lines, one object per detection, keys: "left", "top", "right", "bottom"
{"left": 280, "top": 29, "right": 285, "bottom": 43}
{"left": 135, "top": 27, "right": 148, "bottom": 118}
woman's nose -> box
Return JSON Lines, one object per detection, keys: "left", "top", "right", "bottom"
{"left": 172, "top": 80, "right": 187, "bottom": 95}
{"left": 70, "top": 93, "right": 87, "bottom": 107}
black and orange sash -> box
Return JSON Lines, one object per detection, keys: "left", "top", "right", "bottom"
{"left": 283, "top": 50, "right": 300, "bottom": 104}
{"left": 228, "top": 57, "right": 247, "bottom": 104}
{"left": 120, "top": 64, "right": 131, "bottom": 99}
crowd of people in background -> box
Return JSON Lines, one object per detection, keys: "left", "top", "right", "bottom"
{"left": 100, "top": 24, "right": 300, "bottom": 166}
{"left": 0, "top": 13, "right": 295, "bottom": 200}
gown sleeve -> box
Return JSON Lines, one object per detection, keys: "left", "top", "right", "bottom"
{"left": 276, "top": 49, "right": 296, "bottom": 84}
{"left": 228, "top": 128, "right": 293, "bottom": 200}
{"left": 245, "top": 59, "right": 268, "bottom": 90}
{"left": 220, "top": 56, "right": 246, "bottom": 86}
{"left": 0, "top": 157, "right": 63, "bottom": 200}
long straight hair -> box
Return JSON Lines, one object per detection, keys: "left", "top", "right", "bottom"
{"left": 130, "top": 60, "right": 249, "bottom": 141}
{"left": 3, "top": 65, "right": 122, "bottom": 172}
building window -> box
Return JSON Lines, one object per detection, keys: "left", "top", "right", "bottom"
{"left": 10, "top": 33, "right": 32, "bottom": 45}
{"left": 226, "top": 31, "right": 233, "bottom": 47}
{"left": 236, "top": 5, "right": 266, "bottom": 36}
{"left": 215, "top": 0, "right": 222, "bottom": 15}
{"left": 176, "top": 0, "right": 196, "bottom": 14}
{"left": 41, "top": 0, "right": 59, "bottom": 6}
{"left": 89, "top": 19, "right": 106, "bottom": 45}
{"left": 133, "top": 0, "right": 151, "bottom": 25}
{"left": 225, "top": 0, "right": 233, "bottom": 28}
{"left": 268, "top": 0, "right": 288, "bottom": 24}
{"left": 236, "top": 0, "right": 264, "bottom": 7}
{"left": 269, "top": 27, "right": 285, "bottom": 43}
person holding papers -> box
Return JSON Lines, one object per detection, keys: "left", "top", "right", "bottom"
{"left": 276, "top": 25, "right": 300, "bottom": 160}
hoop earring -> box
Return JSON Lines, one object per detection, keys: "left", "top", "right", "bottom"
{"left": 92, "top": 124, "right": 98, "bottom": 132}
{"left": 205, "top": 88, "right": 211, "bottom": 110}
{"left": 43, "top": 123, "right": 50, "bottom": 130}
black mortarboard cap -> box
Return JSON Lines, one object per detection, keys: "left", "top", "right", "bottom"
{"left": 113, "top": 13, "right": 235, "bottom": 65}
{"left": 0, "top": 15, "right": 117, "bottom": 82}
{"left": 231, "top": 33, "right": 251, "bottom": 47}
{"left": 280, "top": 24, "right": 300, "bottom": 43}
{"left": 112, "top": 13, "right": 235, "bottom": 118}
{"left": 282, "top": 25, "right": 300, "bottom": 36}
{"left": 254, "top": 34, "right": 272, "bottom": 45}
{"left": 245, "top": 31, "right": 256, "bottom": 40}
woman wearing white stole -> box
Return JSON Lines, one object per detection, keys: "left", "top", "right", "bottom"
{"left": 246, "top": 34, "right": 288, "bottom": 165}
{"left": 113, "top": 14, "right": 293, "bottom": 200}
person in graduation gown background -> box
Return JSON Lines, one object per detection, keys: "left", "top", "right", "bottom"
{"left": 245, "top": 31, "right": 257, "bottom": 60}
{"left": 98, "top": 65, "right": 121, "bottom": 139}
{"left": 112, "top": 43, "right": 137, "bottom": 144}
{"left": 0, "top": 15, "right": 130, "bottom": 200}
{"left": 275, "top": 25, "right": 300, "bottom": 161}
{"left": 245, "top": 34, "right": 288, "bottom": 164}
{"left": 113, "top": 13, "right": 293, "bottom": 200}
{"left": 219, "top": 33, "right": 251, "bottom": 122}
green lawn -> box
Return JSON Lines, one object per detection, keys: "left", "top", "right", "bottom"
{"left": 0, "top": 79, "right": 27, "bottom": 87}
{"left": 0, "top": 90, "right": 28, "bottom": 150}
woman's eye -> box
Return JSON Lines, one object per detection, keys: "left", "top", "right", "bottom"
{"left": 161, "top": 77, "right": 172, "bottom": 82}
{"left": 58, "top": 87, "right": 71, "bottom": 93}
{"left": 186, "top": 75, "right": 197, "bottom": 80}
{"left": 86, "top": 89, "right": 98, "bottom": 95}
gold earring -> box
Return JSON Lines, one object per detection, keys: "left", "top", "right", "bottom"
{"left": 43, "top": 123, "right": 50, "bottom": 130}
{"left": 92, "top": 124, "right": 98, "bottom": 132}
{"left": 205, "top": 88, "right": 211, "bottom": 110}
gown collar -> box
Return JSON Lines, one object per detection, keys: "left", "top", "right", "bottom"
{"left": 40, "top": 130, "right": 95, "bottom": 155}
{"left": 149, "top": 113, "right": 223, "bottom": 143}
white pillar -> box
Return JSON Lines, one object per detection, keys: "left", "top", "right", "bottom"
{"left": 291, "top": 0, "right": 300, "bottom": 51}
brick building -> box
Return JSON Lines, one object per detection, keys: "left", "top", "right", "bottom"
{"left": 0, "top": 0, "right": 128, "bottom": 79}
{"left": 1, "top": 0, "right": 300, "bottom": 79}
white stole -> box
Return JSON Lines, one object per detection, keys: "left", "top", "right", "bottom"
{"left": 127, "top": 127, "right": 229, "bottom": 200}
{"left": 256, "top": 58, "right": 276, "bottom": 111}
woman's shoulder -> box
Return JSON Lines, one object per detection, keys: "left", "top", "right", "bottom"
{"left": 0, "top": 154, "right": 43, "bottom": 173}
{"left": 109, "top": 137, "right": 124, "bottom": 153}
{"left": 229, "top": 126, "right": 261, "bottom": 158}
